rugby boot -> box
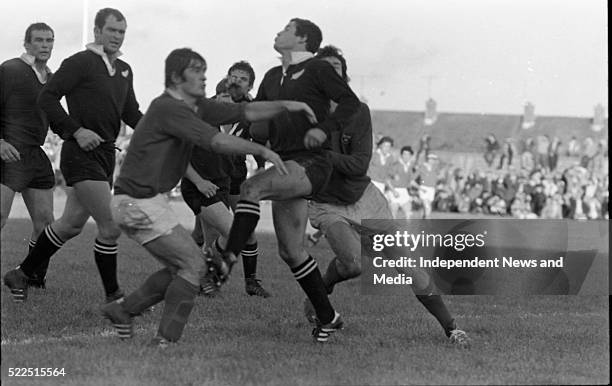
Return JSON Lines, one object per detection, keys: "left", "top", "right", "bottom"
{"left": 312, "top": 311, "right": 344, "bottom": 343}
{"left": 3, "top": 268, "right": 29, "bottom": 302}
{"left": 101, "top": 300, "right": 133, "bottom": 340}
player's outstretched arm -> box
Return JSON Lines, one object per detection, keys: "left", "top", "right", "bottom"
{"left": 208, "top": 132, "right": 288, "bottom": 175}
{"left": 244, "top": 101, "right": 317, "bottom": 124}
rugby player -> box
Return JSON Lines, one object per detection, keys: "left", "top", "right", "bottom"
{"left": 4, "top": 8, "right": 142, "bottom": 303}
{"left": 219, "top": 18, "right": 362, "bottom": 342}
{"left": 304, "top": 45, "right": 470, "bottom": 348}
{"left": 184, "top": 62, "right": 270, "bottom": 297}
{"left": 1, "top": 23, "right": 56, "bottom": 290}
{"left": 101, "top": 47, "right": 317, "bottom": 346}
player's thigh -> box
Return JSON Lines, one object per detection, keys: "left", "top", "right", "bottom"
{"left": 198, "top": 202, "right": 233, "bottom": 237}
{"left": 325, "top": 221, "right": 361, "bottom": 269}
{"left": 272, "top": 198, "right": 309, "bottom": 262}
{"left": 22, "top": 188, "right": 54, "bottom": 224}
{"left": 56, "top": 187, "right": 90, "bottom": 232}
{"left": 243, "top": 161, "right": 311, "bottom": 201}
{"left": 0, "top": 184, "right": 16, "bottom": 224}
{"left": 143, "top": 225, "right": 202, "bottom": 286}
{"left": 72, "top": 180, "right": 117, "bottom": 231}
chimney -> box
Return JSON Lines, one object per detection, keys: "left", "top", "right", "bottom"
{"left": 591, "top": 103, "right": 605, "bottom": 132}
{"left": 521, "top": 102, "right": 535, "bottom": 129}
{"left": 424, "top": 98, "right": 437, "bottom": 126}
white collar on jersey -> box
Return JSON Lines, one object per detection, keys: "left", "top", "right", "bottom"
{"left": 86, "top": 43, "right": 123, "bottom": 76}
{"left": 280, "top": 51, "right": 313, "bottom": 84}
{"left": 280, "top": 51, "right": 313, "bottom": 71}
{"left": 288, "top": 51, "right": 313, "bottom": 65}
{"left": 19, "top": 53, "right": 51, "bottom": 84}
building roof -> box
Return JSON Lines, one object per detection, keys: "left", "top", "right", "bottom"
{"left": 371, "top": 110, "right": 608, "bottom": 151}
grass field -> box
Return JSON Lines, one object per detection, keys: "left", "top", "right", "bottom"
{"left": 1, "top": 217, "right": 609, "bottom": 385}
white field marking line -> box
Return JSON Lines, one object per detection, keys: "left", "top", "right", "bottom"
{"left": 454, "top": 311, "right": 607, "bottom": 319}
{"left": 1, "top": 326, "right": 151, "bottom": 346}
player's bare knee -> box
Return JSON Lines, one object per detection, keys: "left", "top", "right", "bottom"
{"left": 32, "top": 212, "right": 54, "bottom": 235}
{"left": 240, "top": 179, "right": 262, "bottom": 202}
{"left": 55, "top": 220, "right": 84, "bottom": 239}
{"left": 97, "top": 222, "right": 122, "bottom": 243}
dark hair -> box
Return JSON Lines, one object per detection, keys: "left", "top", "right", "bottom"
{"left": 24, "top": 23, "right": 54, "bottom": 44}
{"left": 290, "top": 18, "right": 322, "bottom": 53}
{"left": 165, "top": 48, "right": 206, "bottom": 88}
{"left": 316, "top": 45, "right": 348, "bottom": 82}
{"left": 400, "top": 146, "right": 414, "bottom": 155}
{"left": 377, "top": 136, "right": 394, "bottom": 147}
{"left": 227, "top": 61, "right": 255, "bottom": 86}
{"left": 216, "top": 77, "right": 228, "bottom": 94}
{"left": 94, "top": 8, "right": 126, "bottom": 29}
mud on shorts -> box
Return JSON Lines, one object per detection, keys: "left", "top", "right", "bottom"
{"left": 60, "top": 140, "right": 115, "bottom": 186}
{"left": 308, "top": 182, "right": 392, "bottom": 232}
{"left": 287, "top": 151, "right": 333, "bottom": 199}
{"left": 180, "top": 178, "right": 230, "bottom": 215}
{"left": 111, "top": 193, "right": 180, "bottom": 245}
{"left": 1, "top": 146, "right": 55, "bottom": 192}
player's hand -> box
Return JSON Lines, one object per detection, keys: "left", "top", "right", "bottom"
{"left": 284, "top": 101, "right": 318, "bottom": 124}
{"left": 393, "top": 189, "right": 400, "bottom": 198}
{"left": 262, "top": 148, "right": 288, "bottom": 175}
{"left": 215, "top": 92, "right": 234, "bottom": 103}
{"left": 74, "top": 127, "right": 103, "bottom": 151}
{"left": 304, "top": 128, "right": 327, "bottom": 149}
{"left": 196, "top": 180, "right": 219, "bottom": 198}
{"left": 0, "top": 140, "right": 21, "bottom": 162}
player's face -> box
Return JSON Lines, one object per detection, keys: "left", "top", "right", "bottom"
{"left": 320, "top": 56, "right": 343, "bottom": 78}
{"left": 227, "top": 69, "right": 252, "bottom": 100}
{"left": 274, "top": 21, "right": 303, "bottom": 52}
{"left": 95, "top": 15, "right": 127, "bottom": 55}
{"left": 25, "top": 30, "right": 54, "bottom": 62}
{"left": 179, "top": 60, "right": 207, "bottom": 98}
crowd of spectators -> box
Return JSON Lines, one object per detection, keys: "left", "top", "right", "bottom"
{"left": 369, "top": 133, "right": 609, "bottom": 220}
{"left": 42, "top": 129, "right": 608, "bottom": 220}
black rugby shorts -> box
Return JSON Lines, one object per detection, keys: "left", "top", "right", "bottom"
{"left": 1, "top": 146, "right": 54, "bottom": 192}
{"left": 60, "top": 140, "right": 115, "bottom": 186}
{"left": 180, "top": 177, "right": 230, "bottom": 215}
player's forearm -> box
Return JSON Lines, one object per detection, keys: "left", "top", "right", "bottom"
{"left": 38, "top": 87, "right": 80, "bottom": 140}
{"left": 184, "top": 163, "right": 207, "bottom": 185}
{"left": 209, "top": 132, "right": 267, "bottom": 158}
{"left": 243, "top": 101, "right": 288, "bottom": 122}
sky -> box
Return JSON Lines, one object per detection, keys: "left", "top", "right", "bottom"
{"left": 0, "top": 0, "right": 608, "bottom": 118}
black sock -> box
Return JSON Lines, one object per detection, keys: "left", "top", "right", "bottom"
{"left": 292, "top": 255, "right": 334, "bottom": 324}
{"left": 241, "top": 242, "right": 258, "bottom": 279}
{"left": 19, "top": 225, "right": 64, "bottom": 277}
{"left": 123, "top": 268, "right": 173, "bottom": 315}
{"left": 158, "top": 276, "right": 199, "bottom": 342}
{"left": 225, "top": 200, "right": 260, "bottom": 257}
{"left": 94, "top": 239, "right": 120, "bottom": 296}
{"left": 27, "top": 239, "right": 50, "bottom": 279}
{"left": 416, "top": 294, "right": 456, "bottom": 336}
